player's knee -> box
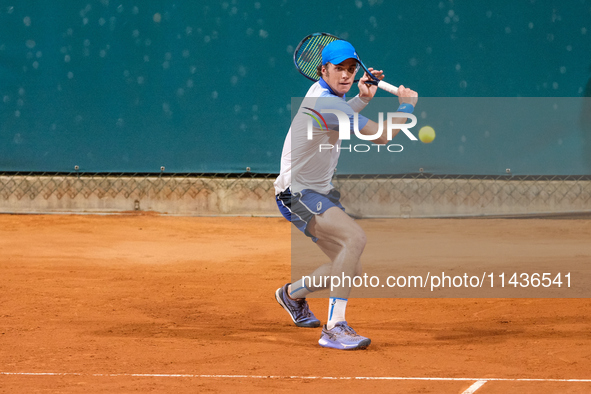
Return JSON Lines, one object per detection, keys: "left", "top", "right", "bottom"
{"left": 358, "top": 230, "right": 367, "bottom": 248}
{"left": 356, "top": 227, "right": 367, "bottom": 248}
{"left": 346, "top": 227, "right": 366, "bottom": 254}
{"left": 354, "top": 262, "right": 363, "bottom": 277}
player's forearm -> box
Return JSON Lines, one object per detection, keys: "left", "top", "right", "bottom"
{"left": 348, "top": 95, "right": 371, "bottom": 113}
{"left": 367, "top": 117, "right": 406, "bottom": 144}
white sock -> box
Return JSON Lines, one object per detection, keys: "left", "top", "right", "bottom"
{"left": 327, "top": 297, "right": 347, "bottom": 330}
{"left": 289, "top": 278, "right": 312, "bottom": 299}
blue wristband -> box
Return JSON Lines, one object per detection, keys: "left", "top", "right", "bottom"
{"left": 397, "top": 103, "right": 414, "bottom": 113}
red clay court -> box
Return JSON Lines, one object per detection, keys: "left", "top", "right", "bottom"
{"left": 1, "top": 214, "right": 590, "bottom": 393}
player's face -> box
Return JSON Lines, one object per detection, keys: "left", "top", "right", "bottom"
{"left": 323, "top": 58, "right": 358, "bottom": 97}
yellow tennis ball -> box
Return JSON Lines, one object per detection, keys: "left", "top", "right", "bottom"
{"left": 418, "top": 126, "right": 436, "bottom": 143}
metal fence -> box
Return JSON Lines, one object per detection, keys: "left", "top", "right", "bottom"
{"left": 333, "top": 173, "right": 591, "bottom": 218}
{"left": 0, "top": 172, "right": 590, "bottom": 217}
{"left": 0, "top": 172, "right": 274, "bottom": 201}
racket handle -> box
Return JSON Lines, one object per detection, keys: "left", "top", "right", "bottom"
{"left": 377, "top": 80, "right": 399, "bottom": 95}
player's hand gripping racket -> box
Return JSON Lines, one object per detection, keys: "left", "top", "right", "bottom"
{"left": 293, "top": 32, "right": 399, "bottom": 95}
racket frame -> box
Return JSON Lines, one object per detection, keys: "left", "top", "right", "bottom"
{"left": 293, "top": 32, "right": 399, "bottom": 95}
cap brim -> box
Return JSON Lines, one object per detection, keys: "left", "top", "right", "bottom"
{"left": 325, "top": 55, "right": 360, "bottom": 66}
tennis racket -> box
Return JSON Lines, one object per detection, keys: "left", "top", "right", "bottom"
{"left": 293, "top": 32, "right": 399, "bottom": 95}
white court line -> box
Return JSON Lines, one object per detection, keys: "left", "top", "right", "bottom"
{"left": 1, "top": 372, "right": 591, "bottom": 382}
{"left": 462, "top": 380, "right": 487, "bottom": 393}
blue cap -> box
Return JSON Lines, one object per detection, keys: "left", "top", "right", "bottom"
{"left": 321, "top": 40, "right": 359, "bottom": 65}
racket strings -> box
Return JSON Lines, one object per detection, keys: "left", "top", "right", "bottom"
{"left": 295, "top": 34, "right": 338, "bottom": 80}
{"left": 294, "top": 33, "right": 375, "bottom": 85}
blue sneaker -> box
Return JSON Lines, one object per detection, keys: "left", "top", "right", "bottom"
{"left": 318, "top": 321, "right": 371, "bottom": 350}
{"left": 275, "top": 283, "right": 320, "bottom": 328}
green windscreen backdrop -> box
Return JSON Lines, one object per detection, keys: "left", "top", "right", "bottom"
{"left": 1, "top": 1, "right": 590, "bottom": 174}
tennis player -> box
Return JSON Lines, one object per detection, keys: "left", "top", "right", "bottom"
{"left": 274, "top": 39, "right": 418, "bottom": 350}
